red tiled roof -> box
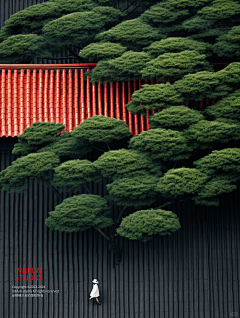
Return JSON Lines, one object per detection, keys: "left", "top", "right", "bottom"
{"left": 0, "top": 64, "right": 150, "bottom": 137}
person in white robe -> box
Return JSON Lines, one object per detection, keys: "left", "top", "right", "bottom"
{"left": 89, "top": 279, "right": 101, "bottom": 305}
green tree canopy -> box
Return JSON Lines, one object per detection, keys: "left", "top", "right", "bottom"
{"left": 117, "top": 209, "right": 181, "bottom": 242}
{"left": 0, "top": 152, "right": 60, "bottom": 192}
{"left": 140, "top": 50, "right": 212, "bottom": 80}
{"left": 129, "top": 128, "right": 192, "bottom": 161}
{"left": 126, "top": 83, "right": 184, "bottom": 115}
{"left": 94, "top": 149, "right": 162, "bottom": 180}
{"left": 89, "top": 51, "right": 151, "bottom": 82}
{"left": 12, "top": 122, "right": 65, "bottom": 156}
{"left": 79, "top": 42, "right": 127, "bottom": 62}
{"left": 45, "top": 194, "right": 113, "bottom": 232}
{"left": 149, "top": 106, "right": 205, "bottom": 130}
{"left": 143, "top": 37, "right": 210, "bottom": 57}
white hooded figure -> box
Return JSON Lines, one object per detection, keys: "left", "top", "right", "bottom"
{"left": 89, "top": 279, "right": 101, "bottom": 305}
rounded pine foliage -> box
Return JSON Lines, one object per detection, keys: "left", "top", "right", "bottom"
{"left": 95, "top": 18, "right": 161, "bottom": 51}
{"left": 204, "top": 90, "right": 240, "bottom": 121}
{"left": 45, "top": 194, "right": 113, "bottom": 232}
{"left": 185, "top": 120, "right": 240, "bottom": 151}
{"left": 117, "top": 209, "right": 181, "bottom": 242}
{"left": 0, "top": 34, "right": 52, "bottom": 64}
{"left": 143, "top": 37, "right": 210, "bottom": 58}
{"left": 126, "top": 83, "right": 184, "bottom": 115}
{"left": 49, "top": 0, "right": 97, "bottom": 13}
{"left": 90, "top": 51, "right": 151, "bottom": 82}
{"left": 72, "top": 116, "right": 132, "bottom": 143}
{"left": 94, "top": 149, "right": 162, "bottom": 180}
{"left": 12, "top": 122, "right": 65, "bottom": 156}
{"left": 194, "top": 148, "right": 240, "bottom": 181}
{"left": 37, "top": 132, "right": 92, "bottom": 160}
{"left": 213, "top": 26, "right": 240, "bottom": 60}
{"left": 0, "top": 2, "right": 62, "bottom": 41}
{"left": 174, "top": 71, "right": 231, "bottom": 101}
{"left": 192, "top": 176, "right": 237, "bottom": 206}
{"left": 129, "top": 128, "right": 192, "bottom": 161}
{"left": 42, "top": 8, "right": 123, "bottom": 50}
{"left": 0, "top": 152, "right": 60, "bottom": 192}
{"left": 149, "top": 106, "right": 205, "bottom": 130}
{"left": 107, "top": 174, "right": 159, "bottom": 208}
{"left": 79, "top": 42, "right": 127, "bottom": 62}
{"left": 157, "top": 168, "right": 208, "bottom": 199}
{"left": 52, "top": 160, "right": 100, "bottom": 192}
{"left": 141, "top": 50, "right": 212, "bottom": 80}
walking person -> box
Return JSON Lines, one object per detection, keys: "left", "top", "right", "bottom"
{"left": 89, "top": 279, "right": 101, "bottom": 305}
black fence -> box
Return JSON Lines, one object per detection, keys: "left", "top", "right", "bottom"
{"left": 1, "top": 140, "right": 240, "bottom": 317}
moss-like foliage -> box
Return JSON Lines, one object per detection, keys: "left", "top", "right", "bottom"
{"left": 79, "top": 42, "right": 127, "bottom": 62}
{"left": 72, "top": 116, "right": 132, "bottom": 144}
{"left": 141, "top": 50, "right": 212, "bottom": 80}
{"left": 90, "top": 51, "right": 151, "bottom": 82}
{"left": 45, "top": 194, "right": 113, "bottom": 232}
{"left": 185, "top": 120, "right": 240, "bottom": 151}
{"left": 157, "top": 168, "right": 209, "bottom": 199}
{"left": 194, "top": 148, "right": 240, "bottom": 182}
{"left": 43, "top": 8, "right": 123, "bottom": 51}
{"left": 183, "top": 0, "right": 240, "bottom": 40}
{"left": 52, "top": 160, "right": 100, "bottom": 192}
{"left": 117, "top": 209, "right": 181, "bottom": 242}
{"left": 213, "top": 26, "right": 240, "bottom": 60}
{"left": 49, "top": 0, "right": 97, "bottom": 12}
{"left": 37, "top": 132, "right": 92, "bottom": 160}
{"left": 204, "top": 90, "right": 240, "bottom": 121}
{"left": 150, "top": 106, "right": 204, "bottom": 130}
{"left": 0, "top": 152, "right": 60, "bottom": 192}
{"left": 143, "top": 37, "right": 210, "bottom": 58}
{"left": 107, "top": 174, "right": 159, "bottom": 208}
{"left": 141, "top": 1, "right": 189, "bottom": 32}
{"left": 94, "top": 149, "right": 162, "bottom": 180}
{"left": 0, "top": 2, "right": 62, "bottom": 41}
{"left": 95, "top": 18, "right": 161, "bottom": 51}
{"left": 0, "top": 34, "right": 52, "bottom": 63}
{"left": 174, "top": 71, "right": 231, "bottom": 102}
{"left": 126, "top": 83, "right": 184, "bottom": 115}
{"left": 216, "top": 62, "right": 240, "bottom": 86}
{"left": 192, "top": 176, "right": 237, "bottom": 206}
{"left": 12, "top": 122, "right": 65, "bottom": 156}
{"left": 129, "top": 128, "right": 192, "bottom": 161}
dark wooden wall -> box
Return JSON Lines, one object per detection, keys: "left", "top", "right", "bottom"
{"left": 1, "top": 141, "right": 240, "bottom": 318}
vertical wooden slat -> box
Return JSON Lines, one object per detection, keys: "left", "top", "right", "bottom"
{"left": 44, "top": 69, "right": 49, "bottom": 122}
{"left": 7, "top": 70, "right": 12, "bottom": 137}
{"left": 56, "top": 69, "right": 60, "bottom": 124}
{"left": 110, "top": 82, "right": 114, "bottom": 118}
{"left": 19, "top": 69, "right": 24, "bottom": 135}
{"left": 92, "top": 82, "right": 97, "bottom": 117}
{"left": 98, "top": 81, "right": 102, "bottom": 116}
{"left": 38, "top": 69, "right": 43, "bottom": 122}
{"left": 68, "top": 69, "right": 73, "bottom": 131}
{"left": 32, "top": 69, "right": 37, "bottom": 124}
{"left": 62, "top": 69, "right": 67, "bottom": 128}
{"left": 1, "top": 70, "right": 6, "bottom": 137}
{"left": 104, "top": 81, "right": 108, "bottom": 117}
{"left": 13, "top": 70, "right": 18, "bottom": 136}
{"left": 121, "top": 82, "right": 127, "bottom": 124}
{"left": 80, "top": 69, "right": 85, "bottom": 123}
{"left": 50, "top": 69, "right": 55, "bottom": 122}
{"left": 115, "top": 82, "right": 120, "bottom": 120}
{"left": 74, "top": 69, "right": 79, "bottom": 126}
{"left": 86, "top": 69, "right": 91, "bottom": 119}
{"left": 26, "top": 69, "right": 31, "bottom": 128}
